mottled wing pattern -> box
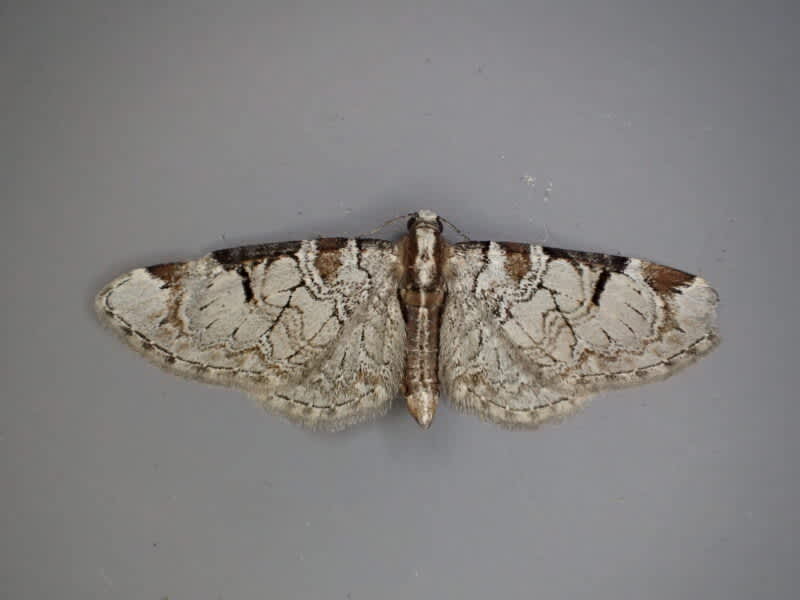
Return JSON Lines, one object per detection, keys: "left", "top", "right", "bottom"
{"left": 441, "top": 241, "right": 719, "bottom": 428}
{"left": 96, "top": 238, "right": 405, "bottom": 430}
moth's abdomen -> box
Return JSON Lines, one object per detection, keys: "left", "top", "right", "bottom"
{"left": 400, "top": 291, "right": 445, "bottom": 428}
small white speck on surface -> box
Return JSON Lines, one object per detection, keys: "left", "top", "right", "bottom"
{"left": 99, "top": 568, "right": 112, "bottom": 588}
{"left": 544, "top": 181, "right": 553, "bottom": 202}
{"left": 521, "top": 174, "right": 536, "bottom": 187}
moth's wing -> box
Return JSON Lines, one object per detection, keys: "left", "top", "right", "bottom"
{"left": 96, "top": 238, "right": 405, "bottom": 431}
{"left": 441, "top": 241, "right": 719, "bottom": 429}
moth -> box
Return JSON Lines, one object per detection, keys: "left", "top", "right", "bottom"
{"left": 96, "top": 210, "right": 719, "bottom": 430}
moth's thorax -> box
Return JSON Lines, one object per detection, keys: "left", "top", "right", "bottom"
{"left": 398, "top": 212, "right": 448, "bottom": 428}
{"left": 400, "top": 212, "right": 447, "bottom": 291}
{"left": 413, "top": 228, "right": 438, "bottom": 288}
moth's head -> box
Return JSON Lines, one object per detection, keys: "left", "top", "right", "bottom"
{"left": 407, "top": 210, "right": 443, "bottom": 233}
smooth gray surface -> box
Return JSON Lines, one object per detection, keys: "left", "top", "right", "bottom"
{"left": 2, "top": 2, "right": 797, "bottom": 599}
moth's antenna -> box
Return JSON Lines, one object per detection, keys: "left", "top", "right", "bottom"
{"left": 440, "top": 216, "right": 472, "bottom": 241}
{"left": 360, "top": 213, "right": 415, "bottom": 238}
{"left": 535, "top": 223, "right": 551, "bottom": 245}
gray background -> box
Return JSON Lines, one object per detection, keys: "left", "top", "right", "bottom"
{"left": 2, "top": 1, "right": 797, "bottom": 599}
